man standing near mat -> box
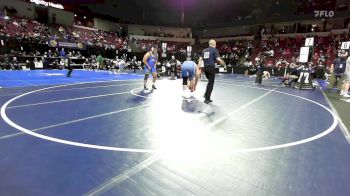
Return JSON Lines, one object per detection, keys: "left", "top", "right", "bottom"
{"left": 340, "top": 51, "right": 350, "bottom": 97}
{"left": 328, "top": 50, "right": 347, "bottom": 92}
{"left": 143, "top": 47, "right": 158, "bottom": 90}
{"left": 66, "top": 54, "right": 73, "bottom": 77}
{"left": 198, "top": 39, "right": 226, "bottom": 104}
{"left": 254, "top": 56, "right": 265, "bottom": 85}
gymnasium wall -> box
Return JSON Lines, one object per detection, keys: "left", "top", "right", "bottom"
{"left": 200, "top": 26, "right": 251, "bottom": 38}
{"left": 0, "top": 0, "right": 35, "bottom": 19}
{"left": 48, "top": 8, "right": 74, "bottom": 25}
{"left": 129, "top": 35, "right": 194, "bottom": 44}
{"left": 93, "top": 18, "right": 121, "bottom": 32}
{"left": 0, "top": 0, "right": 74, "bottom": 25}
{"left": 128, "top": 24, "right": 192, "bottom": 38}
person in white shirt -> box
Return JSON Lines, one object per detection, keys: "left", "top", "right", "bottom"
{"left": 266, "top": 49, "right": 274, "bottom": 57}
{"left": 34, "top": 58, "right": 44, "bottom": 69}
{"left": 117, "top": 59, "right": 126, "bottom": 73}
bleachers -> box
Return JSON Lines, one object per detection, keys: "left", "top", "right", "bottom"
{"left": 213, "top": 32, "right": 350, "bottom": 68}
{"left": 0, "top": 16, "right": 128, "bottom": 50}
{"left": 1, "top": 14, "right": 350, "bottom": 69}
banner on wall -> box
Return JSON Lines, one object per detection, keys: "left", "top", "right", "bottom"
{"left": 30, "top": 0, "right": 64, "bottom": 10}
{"left": 48, "top": 40, "right": 85, "bottom": 50}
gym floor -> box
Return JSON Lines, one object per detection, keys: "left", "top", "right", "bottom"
{"left": 0, "top": 70, "right": 349, "bottom": 196}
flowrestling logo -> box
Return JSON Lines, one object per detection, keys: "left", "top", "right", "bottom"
{"left": 314, "top": 10, "right": 335, "bottom": 18}
{"left": 30, "top": 0, "right": 64, "bottom": 10}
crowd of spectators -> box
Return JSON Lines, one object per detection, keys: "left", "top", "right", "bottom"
{"left": 0, "top": 47, "right": 142, "bottom": 71}
{"left": 130, "top": 38, "right": 190, "bottom": 55}
{"left": 1, "top": 7, "right": 350, "bottom": 77}
{"left": 0, "top": 15, "right": 129, "bottom": 50}
{"left": 212, "top": 32, "right": 350, "bottom": 71}
{"left": 55, "top": 25, "right": 129, "bottom": 50}
{"left": 0, "top": 48, "right": 87, "bottom": 70}
{"left": 0, "top": 17, "right": 52, "bottom": 44}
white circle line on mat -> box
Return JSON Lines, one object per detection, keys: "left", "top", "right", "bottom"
{"left": 0, "top": 81, "right": 338, "bottom": 154}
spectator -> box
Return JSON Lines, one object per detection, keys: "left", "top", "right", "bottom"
{"left": 60, "top": 48, "right": 66, "bottom": 57}
{"left": 11, "top": 56, "right": 20, "bottom": 70}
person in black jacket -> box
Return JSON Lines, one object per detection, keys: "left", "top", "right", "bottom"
{"left": 254, "top": 56, "right": 265, "bottom": 84}
{"left": 66, "top": 54, "right": 73, "bottom": 77}
{"left": 328, "top": 51, "right": 347, "bottom": 91}
{"left": 168, "top": 55, "right": 178, "bottom": 78}
{"left": 131, "top": 56, "right": 138, "bottom": 73}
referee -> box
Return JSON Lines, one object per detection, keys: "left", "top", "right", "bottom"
{"left": 66, "top": 54, "right": 73, "bottom": 77}
{"left": 198, "top": 39, "right": 226, "bottom": 104}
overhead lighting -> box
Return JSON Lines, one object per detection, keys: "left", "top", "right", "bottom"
{"left": 84, "top": 16, "right": 86, "bottom": 19}
{"left": 74, "top": 14, "right": 77, "bottom": 17}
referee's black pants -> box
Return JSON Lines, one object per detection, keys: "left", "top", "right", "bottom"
{"left": 255, "top": 70, "right": 263, "bottom": 84}
{"left": 204, "top": 66, "right": 216, "bottom": 100}
{"left": 67, "top": 65, "right": 73, "bottom": 77}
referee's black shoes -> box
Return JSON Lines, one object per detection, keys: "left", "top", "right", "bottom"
{"left": 204, "top": 99, "right": 213, "bottom": 104}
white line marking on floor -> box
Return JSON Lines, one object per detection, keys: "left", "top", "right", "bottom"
{"left": 0, "top": 82, "right": 142, "bottom": 98}
{"left": 0, "top": 92, "right": 26, "bottom": 98}
{"left": 0, "top": 103, "right": 152, "bottom": 140}
{"left": 215, "top": 81, "right": 338, "bottom": 153}
{"left": 130, "top": 88, "right": 154, "bottom": 99}
{"left": 8, "top": 91, "right": 130, "bottom": 109}
{"left": 207, "top": 87, "right": 277, "bottom": 129}
{"left": 0, "top": 80, "right": 339, "bottom": 153}
{"left": 2, "top": 75, "right": 36, "bottom": 86}
{"left": 41, "top": 83, "right": 142, "bottom": 93}
{"left": 322, "top": 91, "right": 350, "bottom": 142}
{"left": 1, "top": 100, "right": 154, "bottom": 153}
{"left": 84, "top": 155, "right": 159, "bottom": 196}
